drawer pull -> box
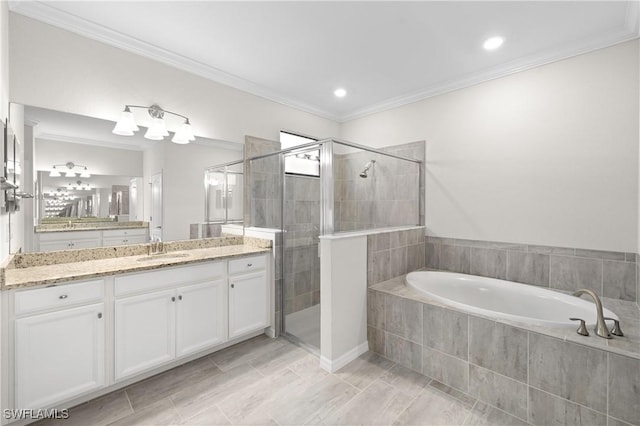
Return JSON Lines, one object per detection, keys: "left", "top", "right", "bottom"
{"left": 59, "top": 295, "right": 68, "bottom": 300}
{"left": 231, "top": 283, "right": 235, "bottom": 288}
{"left": 97, "top": 313, "right": 103, "bottom": 319}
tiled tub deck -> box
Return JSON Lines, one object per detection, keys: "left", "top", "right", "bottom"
{"left": 368, "top": 273, "right": 640, "bottom": 426}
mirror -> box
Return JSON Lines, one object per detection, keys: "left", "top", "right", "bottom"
{"left": 10, "top": 104, "right": 244, "bottom": 253}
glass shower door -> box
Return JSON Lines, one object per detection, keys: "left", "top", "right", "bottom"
{"left": 282, "top": 147, "right": 321, "bottom": 351}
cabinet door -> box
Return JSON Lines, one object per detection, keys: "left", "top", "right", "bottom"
{"left": 229, "top": 271, "right": 268, "bottom": 339}
{"left": 38, "top": 240, "right": 72, "bottom": 252}
{"left": 115, "top": 289, "right": 176, "bottom": 381}
{"left": 71, "top": 239, "right": 101, "bottom": 249}
{"left": 15, "top": 303, "right": 105, "bottom": 409}
{"left": 176, "top": 280, "right": 227, "bottom": 357}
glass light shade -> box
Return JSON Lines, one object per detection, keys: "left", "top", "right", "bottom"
{"left": 171, "top": 121, "right": 195, "bottom": 144}
{"left": 80, "top": 167, "right": 91, "bottom": 178}
{"left": 64, "top": 170, "right": 76, "bottom": 178}
{"left": 144, "top": 118, "right": 169, "bottom": 140}
{"left": 49, "top": 167, "right": 61, "bottom": 177}
{"left": 112, "top": 109, "right": 139, "bottom": 136}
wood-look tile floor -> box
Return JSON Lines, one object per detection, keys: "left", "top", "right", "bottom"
{"left": 37, "top": 335, "right": 529, "bottom": 425}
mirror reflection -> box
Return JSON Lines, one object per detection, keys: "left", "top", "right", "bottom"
{"left": 10, "top": 104, "right": 244, "bottom": 253}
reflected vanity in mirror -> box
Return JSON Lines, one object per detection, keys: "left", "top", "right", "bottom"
{"left": 10, "top": 104, "right": 244, "bottom": 253}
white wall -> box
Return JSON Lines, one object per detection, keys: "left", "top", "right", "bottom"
{"left": 34, "top": 139, "right": 143, "bottom": 177}
{"left": 342, "top": 41, "right": 640, "bottom": 252}
{"left": 161, "top": 143, "right": 242, "bottom": 241}
{"left": 8, "top": 13, "right": 339, "bottom": 146}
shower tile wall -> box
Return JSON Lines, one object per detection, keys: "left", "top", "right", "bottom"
{"left": 426, "top": 237, "right": 638, "bottom": 302}
{"left": 367, "top": 228, "right": 425, "bottom": 286}
{"left": 283, "top": 175, "right": 320, "bottom": 315}
{"left": 244, "top": 135, "right": 281, "bottom": 228}
{"left": 334, "top": 141, "right": 424, "bottom": 232}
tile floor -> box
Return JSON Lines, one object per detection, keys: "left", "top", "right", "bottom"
{"left": 38, "top": 335, "right": 529, "bottom": 426}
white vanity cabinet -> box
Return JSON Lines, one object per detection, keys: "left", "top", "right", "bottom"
{"left": 114, "top": 262, "right": 227, "bottom": 381}
{"left": 37, "top": 230, "right": 102, "bottom": 251}
{"left": 228, "top": 255, "right": 268, "bottom": 339}
{"left": 102, "top": 228, "right": 148, "bottom": 246}
{"left": 13, "top": 279, "right": 106, "bottom": 410}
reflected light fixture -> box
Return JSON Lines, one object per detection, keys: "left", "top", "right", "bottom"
{"left": 113, "top": 104, "right": 195, "bottom": 144}
{"left": 49, "top": 162, "right": 91, "bottom": 178}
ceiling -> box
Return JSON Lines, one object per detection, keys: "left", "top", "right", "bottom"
{"left": 10, "top": 1, "right": 640, "bottom": 122}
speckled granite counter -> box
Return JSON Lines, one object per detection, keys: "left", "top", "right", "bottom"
{"left": 35, "top": 221, "right": 149, "bottom": 233}
{"left": 1, "top": 236, "right": 272, "bottom": 290}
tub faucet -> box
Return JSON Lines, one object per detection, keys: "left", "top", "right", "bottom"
{"left": 149, "top": 236, "right": 163, "bottom": 255}
{"left": 572, "top": 289, "right": 611, "bottom": 339}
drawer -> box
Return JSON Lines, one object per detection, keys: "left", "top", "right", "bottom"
{"left": 229, "top": 255, "right": 266, "bottom": 276}
{"left": 115, "top": 261, "right": 224, "bottom": 297}
{"left": 38, "top": 231, "right": 101, "bottom": 242}
{"left": 102, "top": 228, "right": 148, "bottom": 238}
{"left": 14, "top": 279, "right": 105, "bottom": 316}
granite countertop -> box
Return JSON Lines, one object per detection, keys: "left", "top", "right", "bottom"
{"left": 35, "top": 223, "right": 149, "bottom": 233}
{"left": 3, "top": 245, "right": 270, "bottom": 290}
{"left": 371, "top": 271, "right": 640, "bottom": 361}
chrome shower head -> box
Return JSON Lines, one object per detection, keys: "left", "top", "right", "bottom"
{"left": 359, "top": 160, "right": 376, "bottom": 178}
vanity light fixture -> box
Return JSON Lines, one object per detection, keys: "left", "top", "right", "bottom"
{"left": 113, "top": 104, "right": 195, "bottom": 144}
{"left": 49, "top": 162, "right": 91, "bottom": 178}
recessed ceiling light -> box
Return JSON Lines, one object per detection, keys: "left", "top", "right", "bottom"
{"left": 483, "top": 36, "right": 504, "bottom": 51}
{"left": 334, "top": 88, "right": 347, "bottom": 98}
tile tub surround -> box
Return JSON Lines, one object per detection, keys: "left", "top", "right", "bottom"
{"left": 367, "top": 227, "right": 426, "bottom": 286}
{"left": 426, "top": 236, "right": 638, "bottom": 302}
{"left": 368, "top": 275, "right": 640, "bottom": 425}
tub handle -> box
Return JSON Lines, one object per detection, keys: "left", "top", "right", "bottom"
{"left": 603, "top": 317, "right": 624, "bottom": 337}
{"left": 569, "top": 318, "right": 589, "bottom": 336}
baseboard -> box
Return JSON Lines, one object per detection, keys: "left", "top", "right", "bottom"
{"left": 319, "top": 341, "right": 369, "bottom": 373}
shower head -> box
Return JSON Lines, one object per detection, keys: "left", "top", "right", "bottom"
{"left": 359, "top": 160, "right": 376, "bottom": 178}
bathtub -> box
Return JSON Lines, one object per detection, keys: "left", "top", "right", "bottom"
{"left": 405, "top": 271, "right": 618, "bottom": 328}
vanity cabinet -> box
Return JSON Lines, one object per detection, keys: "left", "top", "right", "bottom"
{"left": 102, "top": 228, "right": 148, "bottom": 246}
{"left": 37, "top": 230, "right": 102, "bottom": 251}
{"left": 228, "top": 255, "right": 268, "bottom": 339}
{"left": 114, "top": 262, "right": 227, "bottom": 381}
{"left": 13, "top": 280, "right": 106, "bottom": 410}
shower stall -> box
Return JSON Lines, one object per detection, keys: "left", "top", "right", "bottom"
{"left": 247, "top": 139, "right": 422, "bottom": 352}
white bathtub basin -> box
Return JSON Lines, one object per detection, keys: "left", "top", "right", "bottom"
{"left": 405, "top": 271, "right": 618, "bottom": 328}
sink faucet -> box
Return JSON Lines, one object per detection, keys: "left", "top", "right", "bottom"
{"left": 149, "top": 236, "right": 164, "bottom": 255}
{"left": 572, "top": 289, "right": 611, "bottom": 339}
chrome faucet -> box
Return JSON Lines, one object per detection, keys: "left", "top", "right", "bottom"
{"left": 149, "top": 236, "right": 164, "bottom": 255}
{"left": 572, "top": 289, "right": 611, "bottom": 339}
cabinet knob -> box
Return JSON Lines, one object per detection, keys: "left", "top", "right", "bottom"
{"left": 171, "top": 296, "right": 176, "bottom": 302}
{"left": 178, "top": 295, "right": 183, "bottom": 301}
{"left": 97, "top": 313, "right": 103, "bottom": 319}
{"left": 59, "top": 294, "right": 68, "bottom": 299}
{"left": 231, "top": 284, "right": 235, "bottom": 288}
{"left": 247, "top": 263, "right": 253, "bottom": 267}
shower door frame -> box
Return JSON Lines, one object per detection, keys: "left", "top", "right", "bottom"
{"left": 245, "top": 138, "right": 423, "bottom": 348}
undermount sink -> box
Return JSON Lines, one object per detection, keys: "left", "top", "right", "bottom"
{"left": 136, "top": 253, "right": 191, "bottom": 262}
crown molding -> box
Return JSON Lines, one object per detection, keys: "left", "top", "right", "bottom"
{"left": 8, "top": 0, "right": 341, "bottom": 122}
{"left": 340, "top": 26, "right": 639, "bottom": 122}
{"left": 10, "top": 0, "right": 640, "bottom": 124}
